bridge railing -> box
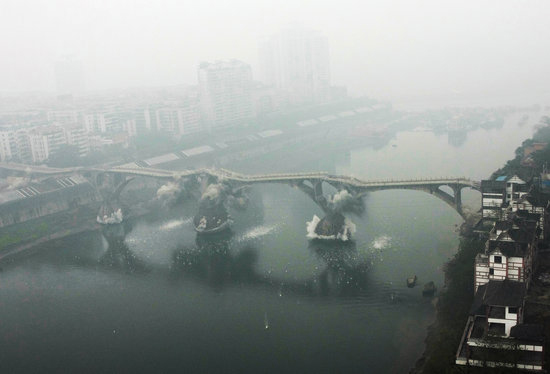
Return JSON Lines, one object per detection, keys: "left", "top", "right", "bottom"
{"left": 1, "top": 162, "right": 480, "bottom": 190}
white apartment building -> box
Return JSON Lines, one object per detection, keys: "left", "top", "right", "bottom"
{"left": 258, "top": 25, "right": 331, "bottom": 104}
{"left": 198, "top": 60, "right": 254, "bottom": 131}
{"left": 27, "top": 126, "right": 66, "bottom": 163}
{"left": 0, "top": 131, "right": 13, "bottom": 161}
{"left": 83, "top": 111, "right": 122, "bottom": 134}
{"left": 46, "top": 110, "right": 79, "bottom": 125}
{"left": 154, "top": 104, "right": 201, "bottom": 137}
{"left": 64, "top": 126, "right": 90, "bottom": 157}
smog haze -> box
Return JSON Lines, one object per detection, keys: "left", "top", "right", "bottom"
{"left": 2, "top": 0, "right": 550, "bottom": 103}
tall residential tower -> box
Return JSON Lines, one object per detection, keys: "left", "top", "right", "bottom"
{"left": 198, "top": 60, "right": 254, "bottom": 131}
{"left": 259, "top": 26, "right": 330, "bottom": 104}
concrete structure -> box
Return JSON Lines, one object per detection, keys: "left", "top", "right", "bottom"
{"left": 258, "top": 25, "right": 330, "bottom": 104}
{"left": 64, "top": 126, "right": 90, "bottom": 157}
{"left": 27, "top": 126, "right": 66, "bottom": 163}
{"left": 198, "top": 60, "right": 254, "bottom": 131}
{"left": 459, "top": 174, "right": 549, "bottom": 372}
{"left": 456, "top": 281, "right": 544, "bottom": 371}
{"left": 474, "top": 214, "right": 539, "bottom": 292}
{"left": 46, "top": 110, "right": 79, "bottom": 126}
{"left": 0, "top": 131, "right": 13, "bottom": 161}
{"left": 0, "top": 174, "right": 98, "bottom": 227}
{"left": 482, "top": 176, "right": 528, "bottom": 220}
{"left": 0, "top": 162, "right": 480, "bottom": 220}
{"left": 154, "top": 102, "right": 201, "bottom": 137}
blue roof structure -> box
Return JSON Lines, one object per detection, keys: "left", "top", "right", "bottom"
{"left": 495, "top": 176, "right": 508, "bottom": 181}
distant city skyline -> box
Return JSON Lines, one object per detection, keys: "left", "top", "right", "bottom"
{"left": 1, "top": 0, "right": 550, "bottom": 104}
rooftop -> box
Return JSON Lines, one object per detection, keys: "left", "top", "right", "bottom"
{"left": 471, "top": 280, "right": 526, "bottom": 315}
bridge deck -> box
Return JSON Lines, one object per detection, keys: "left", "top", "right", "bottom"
{"left": 1, "top": 162, "right": 480, "bottom": 190}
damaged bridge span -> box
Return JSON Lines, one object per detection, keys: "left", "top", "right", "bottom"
{"left": 0, "top": 162, "right": 481, "bottom": 223}
{"left": 92, "top": 166, "right": 481, "bottom": 220}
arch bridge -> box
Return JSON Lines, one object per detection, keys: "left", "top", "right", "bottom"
{"left": 0, "top": 162, "right": 480, "bottom": 219}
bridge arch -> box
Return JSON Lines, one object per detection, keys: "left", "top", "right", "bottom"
{"left": 0, "top": 162, "right": 481, "bottom": 220}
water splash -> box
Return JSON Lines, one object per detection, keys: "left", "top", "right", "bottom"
{"left": 372, "top": 235, "right": 392, "bottom": 250}
{"left": 236, "top": 224, "right": 278, "bottom": 242}
{"left": 158, "top": 218, "right": 192, "bottom": 231}
{"left": 306, "top": 215, "right": 356, "bottom": 241}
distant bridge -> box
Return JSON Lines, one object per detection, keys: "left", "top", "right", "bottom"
{"left": 0, "top": 162, "right": 480, "bottom": 218}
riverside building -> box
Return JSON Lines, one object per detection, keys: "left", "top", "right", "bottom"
{"left": 457, "top": 175, "right": 550, "bottom": 371}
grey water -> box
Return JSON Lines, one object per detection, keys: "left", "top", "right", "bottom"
{"left": 0, "top": 112, "right": 543, "bottom": 373}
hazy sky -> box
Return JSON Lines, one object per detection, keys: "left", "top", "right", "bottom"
{"left": 1, "top": 0, "right": 549, "bottom": 101}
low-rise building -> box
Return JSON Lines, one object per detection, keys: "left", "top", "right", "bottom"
{"left": 456, "top": 280, "right": 544, "bottom": 371}
{"left": 475, "top": 215, "right": 538, "bottom": 291}
{"left": 481, "top": 176, "right": 528, "bottom": 220}
{"left": 459, "top": 173, "right": 549, "bottom": 372}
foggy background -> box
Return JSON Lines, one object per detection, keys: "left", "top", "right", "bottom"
{"left": 2, "top": 0, "right": 550, "bottom": 103}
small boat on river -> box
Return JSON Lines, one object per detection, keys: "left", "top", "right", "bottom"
{"left": 422, "top": 281, "right": 436, "bottom": 296}
{"left": 407, "top": 275, "right": 417, "bottom": 288}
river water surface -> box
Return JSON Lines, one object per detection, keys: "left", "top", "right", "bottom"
{"left": 0, "top": 111, "right": 544, "bottom": 373}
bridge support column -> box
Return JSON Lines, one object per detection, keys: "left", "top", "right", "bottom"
{"left": 452, "top": 185, "right": 463, "bottom": 216}
{"left": 193, "top": 183, "right": 231, "bottom": 234}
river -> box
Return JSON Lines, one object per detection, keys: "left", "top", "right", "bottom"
{"left": 0, "top": 110, "right": 545, "bottom": 373}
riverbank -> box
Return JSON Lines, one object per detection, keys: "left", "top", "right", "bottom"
{"left": 412, "top": 117, "right": 550, "bottom": 373}
{"left": 410, "top": 229, "right": 484, "bottom": 373}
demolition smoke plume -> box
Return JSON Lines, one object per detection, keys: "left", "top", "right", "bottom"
{"left": 327, "top": 190, "right": 365, "bottom": 216}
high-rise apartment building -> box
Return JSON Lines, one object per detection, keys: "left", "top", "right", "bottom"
{"left": 198, "top": 60, "right": 254, "bottom": 131}
{"left": 46, "top": 110, "right": 79, "bottom": 126}
{"left": 259, "top": 25, "right": 331, "bottom": 104}
{"left": 64, "top": 126, "right": 90, "bottom": 157}
{"left": 154, "top": 103, "right": 201, "bottom": 137}
{"left": 27, "top": 126, "right": 66, "bottom": 163}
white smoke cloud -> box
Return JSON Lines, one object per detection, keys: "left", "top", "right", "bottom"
{"left": 327, "top": 189, "right": 364, "bottom": 215}
{"left": 97, "top": 208, "right": 123, "bottom": 224}
{"left": 156, "top": 181, "right": 180, "bottom": 199}
{"left": 328, "top": 190, "right": 352, "bottom": 210}
{"left": 201, "top": 183, "right": 224, "bottom": 201}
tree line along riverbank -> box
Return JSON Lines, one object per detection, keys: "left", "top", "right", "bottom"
{"left": 411, "top": 116, "right": 550, "bottom": 374}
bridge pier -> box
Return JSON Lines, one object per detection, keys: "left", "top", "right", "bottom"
{"left": 97, "top": 198, "right": 124, "bottom": 224}
{"left": 295, "top": 181, "right": 361, "bottom": 241}
{"left": 426, "top": 183, "right": 466, "bottom": 219}
{"left": 193, "top": 183, "right": 231, "bottom": 234}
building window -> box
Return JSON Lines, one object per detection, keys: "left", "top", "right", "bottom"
{"left": 494, "top": 256, "right": 502, "bottom": 264}
{"left": 489, "top": 268, "right": 494, "bottom": 275}
{"left": 509, "top": 307, "right": 518, "bottom": 314}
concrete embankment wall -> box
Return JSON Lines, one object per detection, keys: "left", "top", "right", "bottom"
{"left": 0, "top": 204, "right": 100, "bottom": 257}
{"left": 0, "top": 182, "right": 103, "bottom": 258}
{"left": 0, "top": 183, "right": 100, "bottom": 228}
